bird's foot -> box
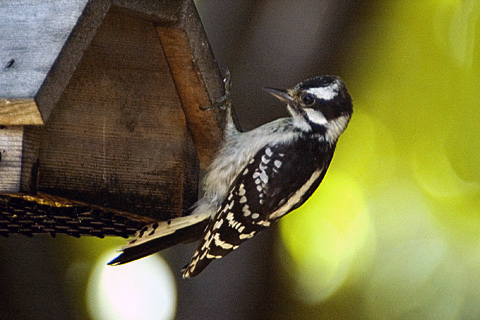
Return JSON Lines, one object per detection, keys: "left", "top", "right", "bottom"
{"left": 200, "top": 66, "right": 232, "bottom": 111}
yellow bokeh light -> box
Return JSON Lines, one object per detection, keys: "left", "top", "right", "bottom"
{"left": 86, "top": 253, "right": 176, "bottom": 320}
{"left": 333, "top": 110, "right": 397, "bottom": 190}
{"left": 411, "top": 136, "right": 478, "bottom": 200}
{"left": 434, "top": 0, "right": 479, "bottom": 68}
{"left": 366, "top": 238, "right": 466, "bottom": 320}
{"left": 279, "top": 170, "right": 372, "bottom": 303}
{"left": 272, "top": 0, "right": 480, "bottom": 317}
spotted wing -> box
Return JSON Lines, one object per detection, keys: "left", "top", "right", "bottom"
{"left": 182, "top": 139, "right": 334, "bottom": 278}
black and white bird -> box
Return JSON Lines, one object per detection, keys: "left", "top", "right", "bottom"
{"left": 109, "top": 74, "right": 353, "bottom": 278}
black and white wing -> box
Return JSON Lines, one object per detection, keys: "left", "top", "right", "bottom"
{"left": 182, "top": 138, "right": 335, "bottom": 278}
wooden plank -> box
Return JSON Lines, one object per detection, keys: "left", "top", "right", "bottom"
{"left": 111, "top": 0, "right": 183, "bottom": 23}
{"left": 1, "top": 0, "right": 185, "bottom": 123}
{"left": 176, "top": 0, "right": 226, "bottom": 107}
{"left": 0, "top": 127, "right": 23, "bottom": 192}
{"left": 33, "top": 0, "right": 111, "bottom": 123}
{"left": 37, "top": 9, "right": 198, "bottom": 220}
{"left": 20, "top": 126, "right": 42, "bottom": 193}
{"left": 0, "top": 0, "right": 90, "bottom": 99}
{"left": 157, "top": 26, "right": 223, "bottom": 169}
{"left": 0, "top": 99, "right": 43, "bottom": 125}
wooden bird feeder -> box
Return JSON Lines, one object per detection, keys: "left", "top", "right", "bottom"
{"left": 0, "top": 0, "right": 224, "bottom": 238}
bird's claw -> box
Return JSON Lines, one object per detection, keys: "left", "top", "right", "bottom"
{"left": 200, "top": 66, "right": 232, "bottom": 111}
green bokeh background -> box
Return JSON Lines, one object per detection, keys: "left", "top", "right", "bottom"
{"left": 279, "top": 1, "right": 480, "bottom": 318}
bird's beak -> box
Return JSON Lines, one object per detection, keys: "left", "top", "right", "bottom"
{"left": 263, "top": 87, "right": 295, "bottom": 104}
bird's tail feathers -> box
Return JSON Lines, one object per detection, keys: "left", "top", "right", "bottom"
{"left": 108, "top": 212, "right": 209, "bottom": 266}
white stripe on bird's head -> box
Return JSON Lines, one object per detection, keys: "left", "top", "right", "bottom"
{"left": 306, "top": 81, "right": 340, "bottom": 101}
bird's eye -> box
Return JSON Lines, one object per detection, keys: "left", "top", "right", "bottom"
{"left": 302, "top": 94, "right": 315, "bottom": 106}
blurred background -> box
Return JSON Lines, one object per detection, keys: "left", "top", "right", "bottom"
{"left": 1, "top": 0, "right": 480, "bottom": 319}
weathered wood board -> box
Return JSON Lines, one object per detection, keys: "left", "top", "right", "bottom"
{"left": 0, "top": 127, "right": 23, "bottom": 192}
{"left": 0, "top": 100, "right": 43, "bottom": 125}
{"left": 0, "top": 0, "right": 89, "bottom": 99}
{"left": 37, "top": 9, "right": 198, "bottom": 220}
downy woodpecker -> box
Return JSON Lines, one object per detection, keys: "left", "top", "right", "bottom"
{"left": 109, "top": 73, "right": 353, "bottom": 278}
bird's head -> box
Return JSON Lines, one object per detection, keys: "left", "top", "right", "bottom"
{"left": 264, "top": 76, "right": 353, "bottom": 142}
